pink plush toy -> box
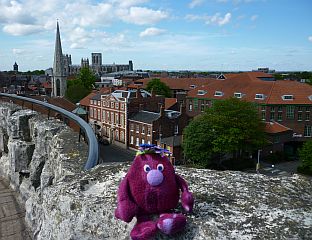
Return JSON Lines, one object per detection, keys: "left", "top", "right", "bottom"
{"left": 115, "top": 145, "right": 194, "bottom": 240}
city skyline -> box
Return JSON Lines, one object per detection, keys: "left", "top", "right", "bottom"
{"left": 0, "top": 0, "right": 311, "bottom": 72}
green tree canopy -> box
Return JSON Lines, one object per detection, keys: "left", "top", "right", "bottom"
{"left": 145, "top": 78, "right": 171, "bottom": 97}
{"left": 65, "top": 67, "right": 96, "bottom": 103}
{"left": 298, "top": 140, "right": 312, "bottom": 175}
{"left": 182, "top": 98, "right": 266, "bottom": 167}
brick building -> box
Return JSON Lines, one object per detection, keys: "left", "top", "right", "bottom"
{"left": 128, "top": 105, "right": 190, "bottom": 163}
{"left": 88, "top": 88, "right": 165, "bottom": 148}
{"left": 185, "top": 72, "right": 312, "bottom": 156}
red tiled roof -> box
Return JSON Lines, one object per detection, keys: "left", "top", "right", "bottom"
{"left": 165, "top": 98, "right": 177, "bottom": 109}
{"left": 134, "top": 77, "right": 216, "bottom": 91}
{"left": 79, "top": 92, "right": 97, "bottom": 107}
{"left": 265, "top": 121, "right": 292, "bottom": 134}
{"left": 187, "top": 72, "right": 312, "bottom": 105}
{"left": 30, "top": 96, "right": 76, "bottom": 112}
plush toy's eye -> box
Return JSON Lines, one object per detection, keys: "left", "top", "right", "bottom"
{"left": 157, "top": 164, "right": 164, "bottom": 171}
{"left": 144, "top": 164, "right": 151, "bottom": 172}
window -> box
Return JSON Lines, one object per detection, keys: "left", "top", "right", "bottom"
{"left": 130, "top": 123, "right": 134, "bottom": 131}
{"left": 98, "top": 109, "right": 101, "bottom": 120}
{"left": 306, "top": 112, "right": 310, "bottom": 121}
{"left": 200, "top": 103, "right": 205, "bottom": 112}
{"left": 115, "top": 102, "right": 119, "bottom": 109}
{"left": 120, "top": 114, "right": 124, "bottom": 126}
{"left": 136, "top": 137, "right": 139, "bottom": 146}
{"left": 130, "top": 136, "right": 134, "bottom": 144}
{"left": 255, "top": 94, "right": 265, "bottom": 100}
{"left": 270, "top": 106, "right": 275, "bottom": 112}
{"left": 115, "top": 130, "right": 119, "bottom": 140}
{"left": 120, "top": 131, "right": 124, "bottom": 142}
{"left": 90, "top": 100, "right": 93, "bottom": 105}
{"left": 121, "top": 103, "right": 124, "bottom": 110}
{"left": 111, "top": 102, "right": 114, "bottom": 108}
{"left": 148, "top": 141, "right": 151, "bottom": 145}
{"left": 298, "top": 112, "right": 302, "bottom": 121}
{"left": 306, "top": 107, "right": 311, "bottom": 112}
{"left": 102, "top": 110, "right": 105, "bottom": 121}
{"left": 304, "top": 125, "right": 312, "bottom": 137}
{"left": 278, "top": 106, "right": 283, "bottom": 112}
{"left": 174, "top": 125, "right": 179, "bottom": 134}
{"left": 147, "top": 128, "right": 151, "bottom": 136}
{"left": 215, "top": 91, "right": 223, "bottom": 97}
{"left": 98, "top": 101, "right": 101, "bottom": 106}
{"left": 115, "top": 113, "right": 119, "bottom": 124}
{"left": 282, "top": 95, "right": 293, "bottom": 100}
{"left": 190, "top": 85, "right": 196, "bottom": 89}
{"left": 286, "top": 106, "right": 295, "bottom": 119}
{"left": 194, "top": 98, "right": 198, "bottom": 110}
{"left": 277, "top": 112, "right": 282, "bottom": 121}
{"left": 142, "top": 126, "right": 145, "bottom": 134}
{"left": 141, "top": 139, "right": 145, "bottom": 144}
{"left": 90, "top": 108, "right": 93, "bottom": 118}
{"left": 261, "top": 105, "right": 266, "bottom": 111}
{"left": 197, "top": 90, "right": 207, "bottom": 95}
{"left": 136, "top": 125, "right": 139, "bottom": 133}
{"left": 274, "top": 136, "right": 280, "bottom": 144}
{"left": 298, "top": 106, "right": 303, "bottom": 112}
{"left": 94, "top": 108, "right": 97, "bottom": 119}
{"left": 107, "top": 112, "right": 110, "bottom": 122}
{"left": 261, "top": 112, "right": 266, "bottom": 121}
{"left": 189, "top": 104, "right": 193, "bottom": 112}
{"left": 234, "top": 92, "right": 242, "bottom": 98}
{"left": 111, "top": 112, "right": 114, "bottom": 123}
{"left": 270, "top": 112, "right": 275, "bottom": 121}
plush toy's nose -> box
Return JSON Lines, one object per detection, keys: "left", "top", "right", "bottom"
{"left": 147, "top": 169, "right": 164, "bottom": 186}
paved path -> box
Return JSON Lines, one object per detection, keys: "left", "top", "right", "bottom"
{"left": 0, "top": 178, "right": 31, "bottom": 240}
{"left": 99, "top": 143, "right": 135, "bottom": 163}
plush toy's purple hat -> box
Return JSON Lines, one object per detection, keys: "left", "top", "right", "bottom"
{"left": 136, "top": 144, "right": 171, "bottom": 157}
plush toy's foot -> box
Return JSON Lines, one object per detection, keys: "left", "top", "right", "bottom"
{"left": 130, "top": 221, "right": 157, "bottom": 240}
{"left": 156, "top": 213, "right": 186, "bottom": 235}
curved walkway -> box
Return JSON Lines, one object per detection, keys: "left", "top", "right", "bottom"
{"left": 0, "top": 177, "right": 31, "bottom": 240}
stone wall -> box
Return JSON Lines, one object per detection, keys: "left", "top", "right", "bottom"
{"left": 0, "top": 101, "right": 312, "bottom": 240}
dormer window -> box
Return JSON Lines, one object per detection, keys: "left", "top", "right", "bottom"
{"left": 190, "top": 85, "right": 197, "bottom": 89}
{"left": 217, "top": 74, "right": 226, "bottom": 80}
{"left": 197, "top": 90, "right": 207, "bottom": 96}
{"left": 282, "top": 95, "right": 294, "bottom": 100}
{"left": 234, "top": 92, "right": 243, "bottom": 98}
{"left": 308, "top": 95, "right": 312, "bottom": 101}
{"left": 214, "top": 91, "right": 224, "bottom": 97}
{"left": 255, "top": 94, "right": 265, "bottom": 100}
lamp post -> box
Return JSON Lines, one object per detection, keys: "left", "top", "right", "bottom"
{"left": 256, "top": 149, "right": 262, "bottom": 173}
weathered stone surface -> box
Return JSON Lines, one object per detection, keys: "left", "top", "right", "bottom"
{"left": 0, "top": 101, "right": 312, "bottom": 240}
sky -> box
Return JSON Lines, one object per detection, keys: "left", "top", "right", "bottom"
{"left": 0, "top": 0, "right": 311, "bottom": 72}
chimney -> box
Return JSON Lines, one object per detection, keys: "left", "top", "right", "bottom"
{"left": 160, "top": 104, "right": 165, "bottom": 117}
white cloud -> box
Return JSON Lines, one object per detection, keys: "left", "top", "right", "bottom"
{"left": 12, "top": 48, "right": 27, "bottom": 55}
{"left": 250, "top": 14, "right": 258, "bottom": 21}
{"left": 140, "top": 27, "right": 166, "bottom": 37}
{"left": 308, "top": 36, "right": 312, "bottom": 42}
{"left": 189, "top": 0, "right": 205, "bottom": 8}
{"left": 117, "top": 7, "right": 168, "bottom": 25}
{"left": 112, "top": 0, "right": 149, "bottom": 8}
{"left": 186, "top": 13, "right": 232, "bottom": 26}
{"left": 3, "top": 23, "right": 43, "bottom": 36}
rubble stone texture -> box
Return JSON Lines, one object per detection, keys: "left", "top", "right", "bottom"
{"left": 0, "top": 102, "right": 311, "bottom": 240}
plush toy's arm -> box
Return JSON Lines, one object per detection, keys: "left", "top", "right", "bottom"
{"left": 115, "top": 176, "right": 139, "bottom": 223}
{"left": 175, "top": 174, "right": 194, "bottom": 213}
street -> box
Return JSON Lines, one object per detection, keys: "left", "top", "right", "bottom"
{"left": 99, "top": 143, "right": 136, "bottom": 163}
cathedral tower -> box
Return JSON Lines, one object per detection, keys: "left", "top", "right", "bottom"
{"left": 52, "top": 21, "right": 66, "bottom": 97}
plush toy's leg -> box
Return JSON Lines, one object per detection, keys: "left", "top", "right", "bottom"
{"left": 130, "top": 217, "right": 157, "bottom": 240}
{"left": 156, "top": 213, "right": 186, "bottom": 235}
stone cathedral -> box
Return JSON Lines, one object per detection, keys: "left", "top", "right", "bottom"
{"left": 51, "top": 22, "right": 67, "bottom": 97}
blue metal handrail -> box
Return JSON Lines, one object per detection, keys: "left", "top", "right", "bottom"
{"left": 0, "top": 93, "right": 98, "bottom": 170}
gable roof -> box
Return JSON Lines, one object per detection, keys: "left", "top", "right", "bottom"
{"left": 129, "top": 111, "right": 160, "bottom": 124}
{"left": 265, "top": 122, "right": 292, "bottom": 134}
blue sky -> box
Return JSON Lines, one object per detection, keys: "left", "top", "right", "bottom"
{"left": 0, "top": 0, "right": 311, "bottom": 71}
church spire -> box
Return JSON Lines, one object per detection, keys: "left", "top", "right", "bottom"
{"left": 52, "top": 21, "right": 66, "bottom": 97}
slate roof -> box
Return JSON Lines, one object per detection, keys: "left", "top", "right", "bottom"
{"left": 129, "top": 111, "right": 160, "bottom": 124}
{"left": 160, "top": 135, "right": 183, "bottom": 147}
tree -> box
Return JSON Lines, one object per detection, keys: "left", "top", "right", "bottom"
{"left": 77, "top": 67, "right": 96, "bottom": 90}
{"left": 298, "top": 141, "right": 312, "bottom": 175}
{"left": 182, "top": 98, "right": 266, "bottom": 167}
{"left": 146, "top": 78, "right": 171, "bottom": 97}
{"left": 65, "top": 67, "right": 96, "bottom": 103}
